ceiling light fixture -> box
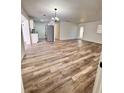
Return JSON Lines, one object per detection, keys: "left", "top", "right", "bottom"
{"left": 51, "top": 8, "right": 59, "bottom": 22}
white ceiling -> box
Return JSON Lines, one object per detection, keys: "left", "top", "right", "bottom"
{"left": 22, "top": 0, "right": 102, "bottom": 23}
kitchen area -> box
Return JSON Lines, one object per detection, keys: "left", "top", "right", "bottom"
{"left": 29, "top": 19, "right": 58, "bottom": 44}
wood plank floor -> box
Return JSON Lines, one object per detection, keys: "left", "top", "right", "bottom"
{"left": 22, "top": 40, "right": 102, "bottom": 93}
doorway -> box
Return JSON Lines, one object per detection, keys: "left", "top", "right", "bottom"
{"left": 21, "top": 14, "right": 31, "bottom": 50}
{"left": 79, "top": 26, "right": 84, "bottom": 39}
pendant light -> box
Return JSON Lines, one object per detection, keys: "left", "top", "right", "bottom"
{"left": 51, "top": 8, "right": 59, "bottom": 22}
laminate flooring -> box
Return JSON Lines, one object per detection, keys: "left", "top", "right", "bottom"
{"left": 22, "top": 40, "right": 102, "bottom": 93}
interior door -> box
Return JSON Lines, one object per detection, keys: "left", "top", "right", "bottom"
{"left": 79, "top": 26, "right": 84, "bottom": 39}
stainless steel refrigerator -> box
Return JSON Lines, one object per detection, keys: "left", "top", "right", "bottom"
{"left": 45, "top": 25, "right": 54, "bottom": 42}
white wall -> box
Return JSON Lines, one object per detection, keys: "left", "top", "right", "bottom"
{"left": 21, "top": 7, "right": 33, "bottom": 44}
{"left": 21, "top": 27, "right": 25, "bottom": 93}
{"left": 21, "top": 8, "right": 32, "bottom": 45}
{"left": 60, "top": 22, "right": 78, "bottom": 40}
{"left": 29, "top": 19, "right": 34, "bottom": 30}
{"left": 21, "top": 7, "right": 30, "bottom": 20}
{"left": 79, "top": 21, "right": 102, "bottom": 44}
{"left": 22, "top": 15, "right": 31, "bottom": 45}
{"left": 21, "top": 31, "right": 25, "bottom": 60}
{"left": 34, "top": 22, "right": 47, "bottom": 39}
